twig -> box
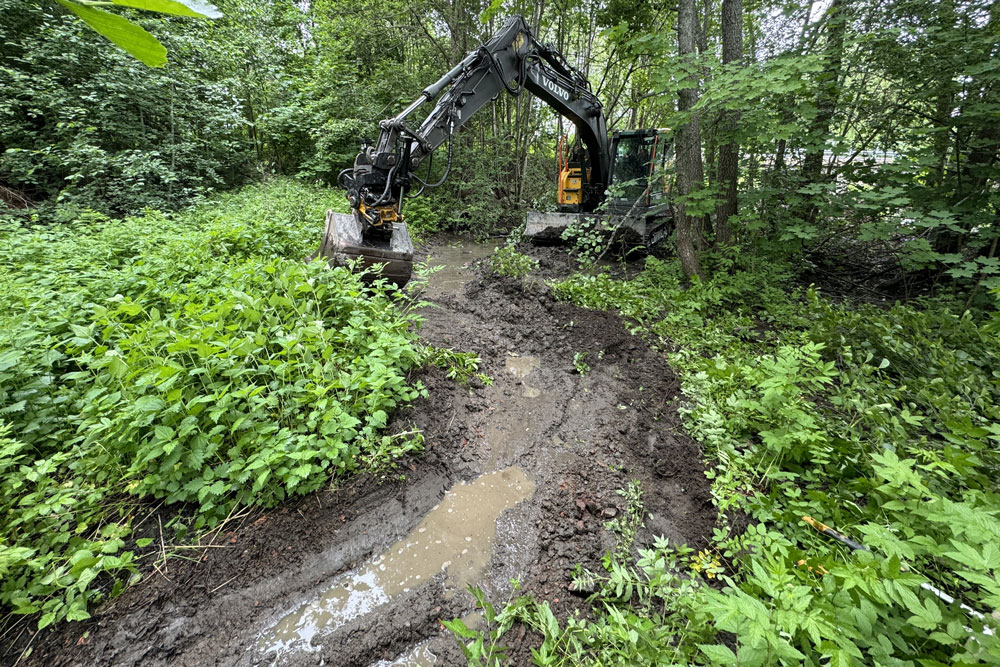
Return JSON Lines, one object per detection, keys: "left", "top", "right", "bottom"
{"left": 206, "top": 503, "right": 248, "bottom": 549}
{"left": 209, "top": 574, "right": 241, "bottom": 595}
{"left": 152, "top": 561, "right": 173, "bottom": 583}
{"left": 158, "top": 516, "right": 167, "bottom": 574}
{"left": 131, "top": 500, "right": 164, "bottom": 533}
{"left": 12, "top": 626, "right": 37, "bottom": 667}
{"left": 164, "top": 544, "right": 232, "bottom": 550}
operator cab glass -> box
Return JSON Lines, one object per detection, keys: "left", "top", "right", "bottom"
{"left": 607, "top": 130, "right": 673, "bottom": 212}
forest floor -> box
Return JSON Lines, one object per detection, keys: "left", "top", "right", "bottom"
{"left": 22, "top": 237, "right": 715, "bottom": 667}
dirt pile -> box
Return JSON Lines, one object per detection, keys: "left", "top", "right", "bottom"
{"left": 19, "top": 240, "right": 714, "bottom": 667}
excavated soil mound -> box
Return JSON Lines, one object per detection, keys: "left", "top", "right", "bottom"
{"left": 15, "top": 240, "right": 715, "bottom": 667}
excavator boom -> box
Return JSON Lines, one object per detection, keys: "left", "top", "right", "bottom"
{"left": 318, "top": 15, "right": 611, "bottom": 285}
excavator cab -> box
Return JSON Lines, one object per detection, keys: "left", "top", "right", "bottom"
{"left": 606, "top": 129, "right": 674, "bottom": 217}
{"left": 528, "top": 128, "right": 674, "bottom": 244}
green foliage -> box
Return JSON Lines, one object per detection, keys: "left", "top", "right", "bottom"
{"left": 52, "top": 0, "right": 221, "bottom": 67}
{"left": 444, "top": 584, "right": 526, "bottom": 667}
{"left": 0, "top": 180, "right": 427, "bottom": 629}
{"left": 50, "top": 0, "right": 222, "bottom": 67}
{"left": 474, "top": 256, "right": 1000, "bottom": 664}
{"left": 400, "top": 196, "right": 445, "bottom": 238}
{"left": 452, "top": 536, "right": 711, "bottom": 666}
{"left": 572, "top": 352, "right": 590, "bottom": 376}
{"left": 1, "top": 0, "right": 250, "bottom": 216}
{"left": 602, "top": 481, "right": 643, "bottom": 555}
{"left": 489, "top": 245, "right": 539, "bottom": 280}
{"left": 55, "top": 0, "right": 169, "bottom": 67}
{"left": 422, "top": 346, "right": 485, "bottom": 387}
{"left": 560, "top": 215, "right": 618, "bottom": 268}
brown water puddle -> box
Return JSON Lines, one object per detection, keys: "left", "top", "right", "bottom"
{"left": 259, "top": 467, "right": 535, "bottom": 658}
{"left": 418, "top": 238, "right": 497, "bottom": 298}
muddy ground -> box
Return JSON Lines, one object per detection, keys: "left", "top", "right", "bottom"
{"left": 12, "top": 238, "right": 715, "bottom": 667}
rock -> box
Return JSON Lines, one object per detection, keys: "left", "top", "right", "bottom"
{"left": 602, "top": 507, "right": 618, "bottom": 519}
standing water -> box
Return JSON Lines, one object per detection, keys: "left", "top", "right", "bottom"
{"left": 417, "top": 237, "right": 497, "bottom": 298}
{"left": 258, "top": 467, "right": 535, "bottom": 658}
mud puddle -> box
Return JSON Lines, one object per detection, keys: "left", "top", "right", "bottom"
{"left": 417, "top": 237, "right": 497, "bottom": 299}
{"left": 370, "top": 641, "right": 437, "bottom": 666}
{"left": 504, "top": 354, "right": 540, "bottom": 379}
{"left": 505, "top": 354, "right": 543, "bottom": 398}
{"left": 259, "top": 468, "right": 534, "bottom": 660}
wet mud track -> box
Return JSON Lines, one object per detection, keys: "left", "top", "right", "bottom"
{"left": 22, "top": 239, "right": 715, "bottom": 667}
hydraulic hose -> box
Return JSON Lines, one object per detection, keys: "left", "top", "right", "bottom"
{"left": 411, "top": 121, "right": 455, "bottom": 189}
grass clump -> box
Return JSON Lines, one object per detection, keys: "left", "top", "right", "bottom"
{"left": 0, "top": 179, "right": 426, "bottom": 630}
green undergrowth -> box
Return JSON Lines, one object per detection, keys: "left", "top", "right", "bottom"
{"left": 452, "top": 251, "right": 1000, "bottom": 665}
{"left": 0, "top": 179, "right": 430, "bottom": 632}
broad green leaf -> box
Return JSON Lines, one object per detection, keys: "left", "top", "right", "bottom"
{"left": 38, "top": 611, "right": 57, "bottom": 630}
{"left": 65, "top": 602, "right": 91, "bottom": 622}
{"left": 0, "top": 349, "right": 22, "bottom": 372}
{"left": 699, "top": 644, "right": 738, "bottom": 664}
{"left": 111, "top": 0, "right": 221, "bottom": 19}
{"left": 441, "top": 617, "right": 479, "bottom": 639}
{"left": 55, "top": 0, "right": 167, "bottom": 67}
{"left": 134, "top": 395, "right": 166, "bottom": 412}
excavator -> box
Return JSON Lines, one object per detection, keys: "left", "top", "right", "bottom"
{"left": 315, "top": 15, "right": 674, "bottom": 285}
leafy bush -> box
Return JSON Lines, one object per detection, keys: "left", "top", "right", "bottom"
{"left": 489, "top": 246, "right": 539, "bottom": 280}
{"left": 0, "top": 0, "right": 253, "bottom": 216}
{"left": 0, "top": 180, "right": 427, "bottom": 629}
{"left": 473, "top": 257, "right": 1000, "bottom": 664}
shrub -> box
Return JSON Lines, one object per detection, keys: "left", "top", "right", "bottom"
{"left": 471, "top": 257, "right": 1000, "bottom": 664}
{"left": 489, "top": 246, "right": 539, "bottom": 280}
{"left": 0, "top": 180, "right": 427, "bottom": 629}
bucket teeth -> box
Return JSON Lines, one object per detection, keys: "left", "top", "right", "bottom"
{"left": 312, "top": 211, "right": 414, "bottom": 286}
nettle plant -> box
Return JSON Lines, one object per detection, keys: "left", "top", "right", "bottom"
{"left": 0, "top": 181, "right": 429, "bottom": 630}
{"left": 493, "top": 257, "right": 1000, "bottom": 664}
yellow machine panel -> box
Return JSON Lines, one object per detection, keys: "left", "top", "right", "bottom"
{"left": 558, "top": 166, "right": 583, "bottom": 206}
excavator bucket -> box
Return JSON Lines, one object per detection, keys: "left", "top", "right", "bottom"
{"left": 311, "top": 210, "right": 414, "bottom": 286}
{"left": 524, "top": 210, "right": 584, "bottom": 242}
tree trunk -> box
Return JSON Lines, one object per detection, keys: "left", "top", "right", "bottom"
{"left": 675, "top": 0, "right": 704, "bottom": 279}
{"left": 801, "top": 0, "right": 847, "bottom": 190}
{"left": 714, "top": 0, "right": 743, "bottom": 246}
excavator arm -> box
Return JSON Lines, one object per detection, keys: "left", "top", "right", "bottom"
{"left": 339, "top": 15, "right": 610, "bottom": 238}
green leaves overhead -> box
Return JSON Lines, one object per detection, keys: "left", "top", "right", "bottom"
{"left": 55, "top": 0, "right": 168, "bottom": 67}
{"left": 54, "top": 0, "right": 221, "bottom": 67}
{"left": 110, "top": 0, "right": 222, "bottom": 19}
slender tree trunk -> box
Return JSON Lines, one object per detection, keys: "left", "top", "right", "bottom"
{"left": 714, "top": 0, "right": 743, "bottom": 246}
{"left": 801, "top": 0, "right": 847, "bottom": 190}
{"left": 675, "top": 0, "right": 704, "bottom": 279}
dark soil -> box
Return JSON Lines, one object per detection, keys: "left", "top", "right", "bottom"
{"left": 11, "top": 238, "right": 715, "bottom": 667}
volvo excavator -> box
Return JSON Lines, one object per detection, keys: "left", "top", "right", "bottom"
{"left": 315, "top": 15, "right": 674, "bottom": 285}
